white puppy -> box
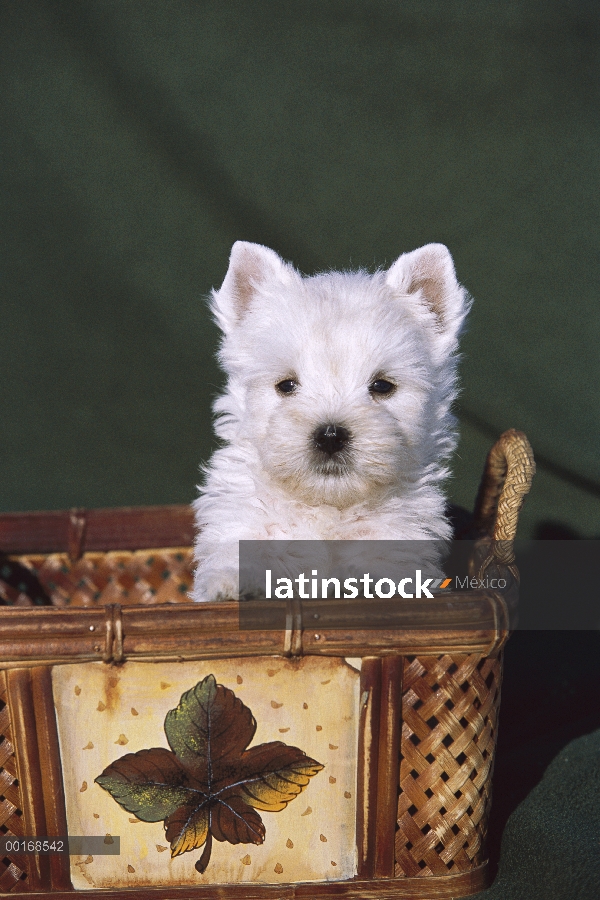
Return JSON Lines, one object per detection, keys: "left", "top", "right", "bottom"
{"left": 192, "top": 241, "right": 470, "bottom": 602}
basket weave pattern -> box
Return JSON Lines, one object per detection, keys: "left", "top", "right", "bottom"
{"left": 0, "top": 671, "right": 30, "bottom": 893}
{"left": 0, "top": 430, "right": 534, "bottom": 897}
{"left": 395, "top": 653, "right": 502, "bottom": 877}
{"left": 13, "top": 550, "right": 194, "bottom": 607}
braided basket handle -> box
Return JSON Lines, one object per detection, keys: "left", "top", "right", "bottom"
{"left": 473, "top": 429, "right": 536, "bottom": 551}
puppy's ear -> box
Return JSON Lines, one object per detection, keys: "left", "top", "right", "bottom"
{"left": 212, "top": 241, "right": 293, "bottom": 331}
{"left": 385, "top": 243, "right": 470, "bottom": 345}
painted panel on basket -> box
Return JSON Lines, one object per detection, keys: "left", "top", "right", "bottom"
{"left": 52, "top": 657, "right": 360, "bottom": 889}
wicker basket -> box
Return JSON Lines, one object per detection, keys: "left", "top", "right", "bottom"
{"left": 0, "top": 430, "right": 534, "bottom": 899}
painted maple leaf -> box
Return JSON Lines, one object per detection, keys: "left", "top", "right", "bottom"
{"left": 95, "top": 675, "right": 323, "bottom": 873}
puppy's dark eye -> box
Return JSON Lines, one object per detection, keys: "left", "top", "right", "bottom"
{"left": 369, "top": 379, "right": 395, "bottom": 396}
{"left": 276, "top": 379, "right": 298, "bottom": 395}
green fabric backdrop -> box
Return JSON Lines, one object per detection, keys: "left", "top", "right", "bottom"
{"left": 2, "top": 0, "right": 599, "bottom": 538}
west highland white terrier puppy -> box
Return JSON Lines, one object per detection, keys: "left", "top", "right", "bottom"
{"left": 192, "top": 241, "right": 470, "bottom": 602}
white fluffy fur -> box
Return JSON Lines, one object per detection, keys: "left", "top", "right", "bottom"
{"left": 192, "top": 241, "right": 471, "bottom": 602}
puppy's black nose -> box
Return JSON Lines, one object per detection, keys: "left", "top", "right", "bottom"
{"left": 313, "top": 423, "right": 350, "bottom": 456}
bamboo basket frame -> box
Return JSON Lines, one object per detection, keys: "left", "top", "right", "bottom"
{"left": 0, "top": 430, "right": 534, "bottom": 899}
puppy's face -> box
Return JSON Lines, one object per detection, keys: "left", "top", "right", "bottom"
{"left": 211, "top": 243, "right": 470, "bottom": 508}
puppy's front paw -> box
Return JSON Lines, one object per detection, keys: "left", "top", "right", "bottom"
{"left": 191, "top": 569, "right": 239, "bottom": 603}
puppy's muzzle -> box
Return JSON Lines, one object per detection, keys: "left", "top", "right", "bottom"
{"left": 313, "top": 423, "right": 351, "bottom": 457}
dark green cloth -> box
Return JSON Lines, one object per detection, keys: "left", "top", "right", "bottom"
{"left": 474, "top": 728, "right": 600, "bottom": 899}
{"left": 2, "top": 0, "right": 599, "bottom": 537}
{"left": 481, "top": 631, "right": 600, "bottom": 899}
